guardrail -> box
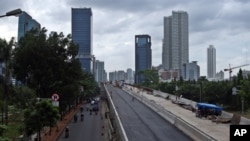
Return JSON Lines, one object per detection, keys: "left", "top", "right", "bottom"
{"left": 104, "top": 84, "right": 129, "bottom": 141}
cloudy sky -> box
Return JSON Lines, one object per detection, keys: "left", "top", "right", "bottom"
{"left": 1, "top": 0, "right": 250, "bottom": 79}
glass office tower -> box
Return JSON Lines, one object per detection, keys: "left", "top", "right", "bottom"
{"left": 135, "top": 35, "right": 152, "bottom": 84}
{"left": 17, "top": 11, "right": 41, "bottom": 42}
{"left": 72, "top": 8, "right": 93, "bottom": 73}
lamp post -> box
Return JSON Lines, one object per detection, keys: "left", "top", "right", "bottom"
{"left": 0, "top": 8, "right": 22, "bottom": 18}
{"left": 199, "top": 83, "right": 202, "bottom": 102}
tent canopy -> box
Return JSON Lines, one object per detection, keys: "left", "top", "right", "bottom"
{"left": 196, "top": 103, "right": 222, "bottom": 112}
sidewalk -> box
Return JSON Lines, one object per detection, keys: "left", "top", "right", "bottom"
{"left": 41, "top": 105, "right": 80, "bottom": 141}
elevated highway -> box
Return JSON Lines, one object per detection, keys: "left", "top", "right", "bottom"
{"left": 105, "top": 84, "right": 193, "bottom": 141}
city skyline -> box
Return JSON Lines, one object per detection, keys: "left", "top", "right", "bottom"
{"left": 1, "top": 0, "right": 250, "bottom": 79}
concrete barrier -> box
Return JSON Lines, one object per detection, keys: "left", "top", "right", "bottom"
{"left": 174, "top": 117, "right": 216, "bottom": 141}
{"left": 104, "top": 84, "right": 129, "bottom": 141}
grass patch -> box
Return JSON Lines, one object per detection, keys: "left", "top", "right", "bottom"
{"left": 2, "top": 109, "right": 25, "bottom": 140}
{"left": 5, "top": 121, "right": 24, "bottom": 139}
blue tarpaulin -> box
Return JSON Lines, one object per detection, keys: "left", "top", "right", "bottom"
{"left": 196, "top": 103, "right": 222, "bottom": 112}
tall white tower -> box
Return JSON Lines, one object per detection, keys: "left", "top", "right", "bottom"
{"left": 207, "top": 45, "right": 216, "bottom": 78}
{"left": 162, "top": 11, "right": 189, "bottom": 71}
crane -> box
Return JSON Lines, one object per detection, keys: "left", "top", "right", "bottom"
{"left": 224, "top": 64, "right": 249, "bottom": 80}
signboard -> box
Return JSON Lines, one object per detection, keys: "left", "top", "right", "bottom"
{"left": 232, "top": 87, "right": 238, "bottom": 95}
{"left": 52, "top": 93, "right": 59, "bottom": 101}
{"left": 52, "top": 101, "right": 59, "bottom": 107}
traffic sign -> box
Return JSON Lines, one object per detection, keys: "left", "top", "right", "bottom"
{"left": 52, "top": 93, "right": 59, "bottom": 101}
{"left": 232, "top": 87, "right": 238, "bottom": 95}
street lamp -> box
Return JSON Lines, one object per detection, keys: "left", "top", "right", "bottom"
{"left": 199, "top": 83, "right": 202, "bottom": 102}
{"left": 0, "top": 8, "right": 22, "bottom": 18}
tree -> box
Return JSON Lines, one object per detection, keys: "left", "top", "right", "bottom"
{"left": 24, "top": 100, "right": 60, "bottom": 140}
{"left": 238, "top": 75, "right": 250, "bottom": 111}
{"left": 0, "top": 124, "right": 10, "bottom": 141}
{"left": 140, "top": 69, "right": 159, "bottom": 89}
{"left": 10, "top": 86, "right": 36, "bottom": 109}
{"left": 0, "top": 37, "right": 16, "bottom": 125}
{"left": 12, "top": 28, "right": 83, "bottom": 113}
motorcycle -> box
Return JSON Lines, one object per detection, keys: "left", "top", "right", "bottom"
{"left": 81, "top": 114, "right": 84, "bottom": 121}
{"left": 74, "top": 114, "right": 78, "bottom": 122}
{"left": 90, "top": 109, "right": 92, "bottom": 115}
{"left": 65, "top": 127, "right": 69, "bottom": 138}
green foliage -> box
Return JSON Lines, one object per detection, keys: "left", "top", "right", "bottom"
{"left": 140, "top": 69, "right": 250, "bottom": 111}
{"left": 0, "top": 37, "right": 16, "bottom": 125}
{"left": 24, "top": 100, "right": 60, "bottom": 136}
{"left": 0, "top": 125, "right": 8, "bottom": 136}
{"left": 12, "top": 28, "right": 84, "bottom": 112}
{"left": 140, "top": 69, "right": 159, "bottom": 89}
{"left": 0, "top": 137, "right": 10, "bottom": 141}
{"left": 238, "top": 76, "right": 250, "bottom": 110}
{"left": 9, "top": 86, "right": 36, "bottom": 109}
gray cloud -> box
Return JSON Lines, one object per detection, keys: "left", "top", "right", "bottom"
{"left": 1, "top": 0, "right": 250, "bottom": 78}
{"left": 0, "top": 1, "right": 24, "bottom": 14}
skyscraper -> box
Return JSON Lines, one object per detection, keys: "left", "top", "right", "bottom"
{"left": 207, "top": 45, "right": 216, "bottom": 78}
{"left": 17, "top": 11, "right": 41, "bottom": 42}
{"left": 135, "top": 35, "right": 152, "bottom": 84}
{"left": 182, "top": 61, "right": 200, "bottom": 81}
{"left": 126, "top": 68, "right": 134, "bottom": 84}
{"left": 72, "top": 8, "right": 93, "bottom": 73}
{"left": 95, "top": 60, "right": 105, "bottom": 83}
{"left": 162, "top": 11, "right": 189, "bottom": 73}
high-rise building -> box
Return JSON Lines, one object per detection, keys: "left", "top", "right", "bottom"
{"left": 72, "top": 8, "right": 93, "bottom": 73}
{"left": 162, "top": 11, "right": 189, "bottom": 74}
{"left": 182, "top": 61, "right": 200, "bottom": 81}
{"left": 135, "top": 34, "right": 152, "bottom": 84}
{"left": 95, "top": 60, "right": 105, "bottom": 83}
{"left": 207, "top": 45, "right": 216, "bottom": 78}
{"left": 17, "top": 11, "right": 41, "bottom": 42}
{"left": 126, "top": 68, "right": 134, "bottom": 84}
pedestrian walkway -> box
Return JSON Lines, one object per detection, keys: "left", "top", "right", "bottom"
{"left": 125, "top": 87, "right": 230, "bottom": 141}
{"left": 41, "top": 105, "right": 80, "bottom": 141}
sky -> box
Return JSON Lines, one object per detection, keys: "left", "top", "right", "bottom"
{"left": 1, "top": 0, "right": 250, "bottom": 79}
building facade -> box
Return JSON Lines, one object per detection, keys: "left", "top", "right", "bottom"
{"left": 162, "top": 11, "right": 189, "bottom": 75}
{"left": 215, "top": 70, "right": 224, "bottom": 81}
{"left": 72, "top": 8, "right": 93, "bottom": 73}
{"left": 95, "top": 60, "right": 105, "bottom": 83}
{"left": 126, "top": 68, "right": 134, "bottom": 84}
{"left": 18, "top": 11, "right": 41, "bottom": 42}
{"left": 207, "top": 45, "right": 216, "bottom": 78}
{"left": 135, "top": 35, "right": 152, "bottom": 84}
{"left": 182, "top": 61, "right": 200, "bottom": 81}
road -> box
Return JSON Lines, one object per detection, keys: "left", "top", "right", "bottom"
{"left": 106, "top": 84, "right": 193, "bottom": 141}
{"left": 58, "top": 103, "right": 102, "bottom": 141}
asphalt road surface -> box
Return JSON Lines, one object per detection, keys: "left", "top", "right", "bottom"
{"left": 106, "top": 84, "right": 193, "bottom": 141}
{"left": 58, "top": 104, "right": 102, "bottom": 141}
